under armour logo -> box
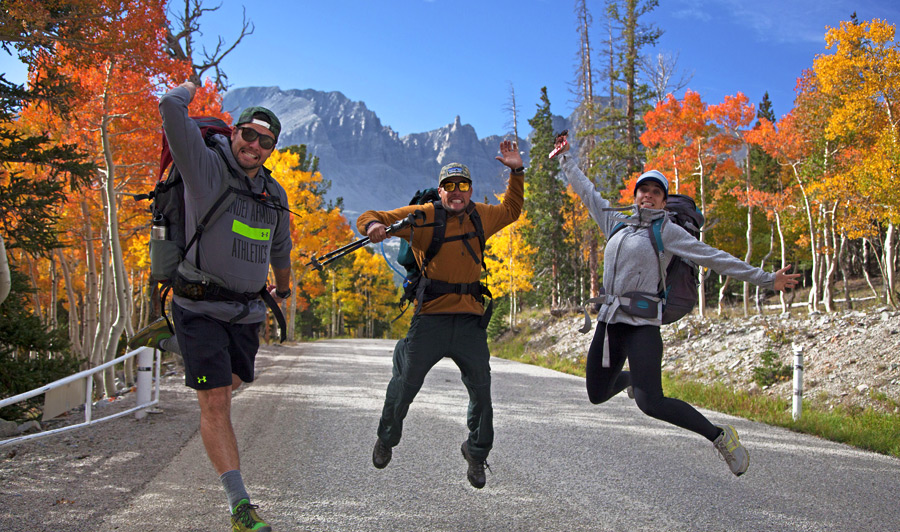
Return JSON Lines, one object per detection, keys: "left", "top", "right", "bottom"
{"left": 197, "top": 376, "right": 207, "bottom": 384}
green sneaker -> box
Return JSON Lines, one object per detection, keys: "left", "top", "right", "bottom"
{"left": 128, "top": 317, "right": 176, "bottom": 351}
{"left": 713, "top": 424, "right": 749, "bottom": 476}
{"left": 231, "top": 500, "right": 272, "bottom": 532}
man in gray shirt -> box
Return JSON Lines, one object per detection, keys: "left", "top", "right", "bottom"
{"left": 157, "top": 80, "right": 293, "bottom": 532}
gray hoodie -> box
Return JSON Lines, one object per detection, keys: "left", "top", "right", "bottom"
{"left": 559, "top": 154, "right": 775, "bottom": 326}
{"left": 159, "top": 86, "right": 292, "bottom": 324}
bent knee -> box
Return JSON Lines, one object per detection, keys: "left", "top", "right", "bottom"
{"left": 587, "top": 389, "right": 613, "bottom": 405}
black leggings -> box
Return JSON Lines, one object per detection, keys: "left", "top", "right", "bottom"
{"left": 586, "top": 321, "right": 721, "bottom": 442}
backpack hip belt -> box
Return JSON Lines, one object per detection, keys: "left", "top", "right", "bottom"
{"left": 416, "top": 278, "right": 490, "bottom": 306}
{"left": 590, "top": 292, "right": 664, "bottom": 321}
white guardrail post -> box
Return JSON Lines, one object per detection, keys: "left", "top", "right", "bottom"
{"left": 135, "top": 347, "right": 154, "bottom": 420}
{"left": 792, "top": 343, "right": 804, "bottom": 421}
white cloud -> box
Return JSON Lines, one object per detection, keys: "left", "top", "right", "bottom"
{"left": 719, "top": 0, "right": 900, "bottom": 45}
{"left": 671, "top": 0, "right": 713, "bottom": 22}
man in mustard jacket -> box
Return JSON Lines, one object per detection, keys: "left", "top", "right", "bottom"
{"left": 357, "top": 140, "right": 524, "bottom": 489}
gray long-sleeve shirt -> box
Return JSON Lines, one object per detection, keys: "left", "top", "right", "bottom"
{"left": 159, "top": 86, "right": 292, "bottom": 323}
{"left": 559, "top": 154, "right": 775, "bottom": 325}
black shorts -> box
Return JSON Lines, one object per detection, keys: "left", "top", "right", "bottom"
{"left": 172, "top": 303, "right": 261, "bottom": 390}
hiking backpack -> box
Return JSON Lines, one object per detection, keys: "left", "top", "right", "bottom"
{"left": 147, "top": 116, "right": 231, "bottom": 283}
{"left": 394, "top": 188, "right": 491, "bottom": 322}
{"left": 139, "top": 116, "right": 288, "bottom": 339}
{"left": 607, "top": 193, "right": 705, "bottom": 324}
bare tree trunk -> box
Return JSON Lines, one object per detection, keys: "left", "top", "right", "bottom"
{"left": 82, "top": 200, "right": 100, "bottom": 369}
{"left": 696, "top": 141, "right": 708, "bottom": 319}
{"left": 822, "top": 203, "right": 836, "bottom": 313}
{"left": 0, "top": 234, "right": 8, "bottom": 306}
{"left": 741, "top": 161, "right": 752, "bottom": 316}
{"left": 49, "top": 253, "right": 58, "bottom": 328}
{"left": 56, "top": 249, "right": 84, "bottom": 359}
{"left": 791, "top": 164, "right": 818, "bottom": 313}
{"left": 90, "top": 227, "right": 112, "bottom": 396}
{"left": 756, "top": 222, "right": 775, "bottom": 314}
{"left": 742, "top": 209, "right": 752, "bottom": 316}
{"left": 862, "top": 238, "right": 883, "bottom": 302}
{"left": 575, "top": 0, "right": 600, "bottom": 300}
{"left": 885, "top": 222, "right": 897, "bottom": 307}
{"left": 97, "top": 61, "right": 132, "bottom": 395}
{"left": 838, "top": 233, "right": 852, "bottom": 310}
{"left": 717, "top": 275, "right": 731, "bottom": 316}
{"left": 775, "top": 211, "right": 788, "bottom": 313}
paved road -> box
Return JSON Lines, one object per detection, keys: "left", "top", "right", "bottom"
{"left": 103, "top": 339, "right": 900, "bottom": 531}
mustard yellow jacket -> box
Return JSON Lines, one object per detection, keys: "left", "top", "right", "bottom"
{"left": 356, "top": 173, "right": 524, "bottom": 315}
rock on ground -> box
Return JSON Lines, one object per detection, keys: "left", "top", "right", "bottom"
{"left": 515, "top": 307, "right": 900, "bottom": 414}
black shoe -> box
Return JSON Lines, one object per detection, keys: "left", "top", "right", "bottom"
{"left": 372, "top": 438, "right": 392, "bottom": 469}
{"left": 460, "top": 441, "right": 489, "bottom": 489}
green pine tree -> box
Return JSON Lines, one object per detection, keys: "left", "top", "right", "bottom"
{"left": 523, "top": 88, "right": 576, "bottom": 308}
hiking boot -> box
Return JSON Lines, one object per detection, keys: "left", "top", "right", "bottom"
{"left": 372, "top": 438, "right": 392, "bottom": 469}
{"left": 128, "top": 318, "right": 175, "bottom": 351}
{"left": 713, "top": 424, "right": 749, "bottom": 477}
{"left": 460, "top": 441, "right": 490, "bottom": 489}
{"left": 230, "top": 499, "right": 271, "bottom": 532}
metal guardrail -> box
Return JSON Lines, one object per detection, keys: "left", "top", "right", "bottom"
{"left": 0, "top": 346, "right": 161, "bottom": 447}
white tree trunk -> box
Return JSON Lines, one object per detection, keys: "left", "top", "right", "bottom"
{"left": 0, "top": 234, "right": 9, "bottom": 306}
{"left": 56, "top": 249, "right": 83, "bottom": 358}
{"left": 90, "top": 229, "right": 111, "bottom": 395}
{"left": 742, "top": 198, "right": 752, "bottom": 317}
{"left": 95, "top": 62, "right": 133, "bottom": 394}
{"left": 696, "top": 142, "right": 707, "bottom": 319}
{"left": 756, "top": 222, "right": 775, "bottom": 314}
{"left": 885, "top": 222, "right": 897, "bottom": 307}
{"left": 792, "top": 164, "right": 818, "bottom": 313}
{"left": 82, "top": 200, "right": 100, "bottom": 368}
{"left": 776, "top": 211, "right": 788, "bottom": 313}
{"left": 822, "top": 203, "right": 836, "bottom": 313}
{"left": 862, "top": 238, "right": 884, "bottom": 303}
{"left": 717, "top": 275, "right": 731, "bottom": 315}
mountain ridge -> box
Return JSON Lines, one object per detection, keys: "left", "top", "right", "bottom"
{"left": 222, "top": 86, "right": 547, "bottom": 221}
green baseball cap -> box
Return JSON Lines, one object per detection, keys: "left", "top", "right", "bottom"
{"left": 235, "top": 106, "right": 281, "bottom": 140}
{"left": 438, "top": 163, "right": 471, "bottom": 186}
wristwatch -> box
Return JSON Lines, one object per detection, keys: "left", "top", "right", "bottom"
{"left": 512, "top": 166, "right": 525, "bottom": 175}
{"left": 275, "top": 287, "right": 292, "bottom": 299}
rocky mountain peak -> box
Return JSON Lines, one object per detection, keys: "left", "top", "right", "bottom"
{"left": 223, "top": 86, "right": 539, "bottom": 221}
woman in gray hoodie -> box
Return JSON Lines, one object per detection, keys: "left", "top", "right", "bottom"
{"left": 553, "top": 133, "right": 800, "bottom": 477}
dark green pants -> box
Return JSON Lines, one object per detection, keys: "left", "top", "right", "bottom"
{"left": 377, "top": 314, "right": 493, "bottom": 461}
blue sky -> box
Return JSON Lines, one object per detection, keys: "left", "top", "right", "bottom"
{"left": 2, "top": 0, "right": 899, "bottom": 138}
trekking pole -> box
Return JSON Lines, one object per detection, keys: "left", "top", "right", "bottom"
{"left": 307, "top": 212, "right": 422, "bottom": 271}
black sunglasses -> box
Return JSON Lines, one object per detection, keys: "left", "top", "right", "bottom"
{"left": 442, "top": 181, "right": 471, "bottom": 192}
{"left": 239, "top": 127, "right": 276, "bottom": 150}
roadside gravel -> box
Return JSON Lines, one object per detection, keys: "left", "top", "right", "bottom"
{"left": 522, "top": 307, "right": 900, "bottom": 413}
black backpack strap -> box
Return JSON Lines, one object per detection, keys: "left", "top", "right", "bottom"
{"left": 419, "top": 201, "right": 447, "bottom": 273}
{"left": 186, "top": 184, "right": 240, "bottom": 270}
{"left": 466, "top": 206, "right": 487, "bottom": 268}
{"left": 259, "top": 288, "right": 288, "bottom": 342}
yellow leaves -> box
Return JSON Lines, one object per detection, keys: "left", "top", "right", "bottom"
{"left": 484, "top": 199, "right": 536, "bottom": 299}
{"left": 267, "top": 148, "right": 355, "bottom": 312}
{"left": 815, "top": 18, "right": 900, "bottom": 143}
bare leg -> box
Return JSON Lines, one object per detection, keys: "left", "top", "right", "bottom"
{"left": 197, "top": 374, "right": 244, "bottom": 474}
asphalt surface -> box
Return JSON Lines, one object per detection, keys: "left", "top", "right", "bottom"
{"left": 101, "top": 339, "right": 900, "bottom": 532}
